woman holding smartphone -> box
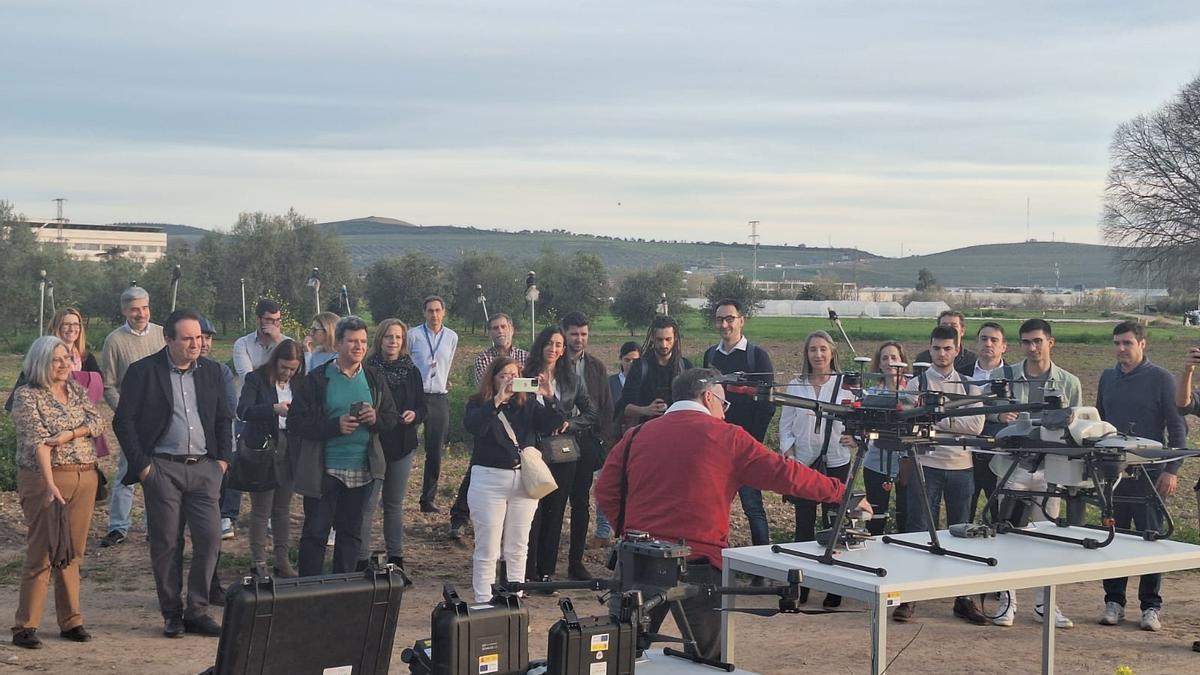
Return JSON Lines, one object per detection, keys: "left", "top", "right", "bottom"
{"left": 522, "top": 326, "right": 597, "bottom": 585}
{"left": 463, "top": 358, "right": 563, "bottom": 603}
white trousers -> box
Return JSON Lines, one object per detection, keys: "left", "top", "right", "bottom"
{"left": 467, "top": 465, "right": 539, "bottom": 603}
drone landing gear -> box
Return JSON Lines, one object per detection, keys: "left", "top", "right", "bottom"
{"left": 881, "top": 451, "right": 998, "bottom": 567}
{"left": 772, "top": 444, "right": 888, "bottom": 577}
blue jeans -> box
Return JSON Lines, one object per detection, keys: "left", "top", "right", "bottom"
{"left": 107, "top": 451, "right": 135, "bottom": 534}
{"left": 738, "top": 486, "right": 771, "bottom": 546}
{"left": 1103, "top": 471, "right": 1163, "bottom": 610}
{"left": 906, "top": 466, "right": 974, "bottom": 533}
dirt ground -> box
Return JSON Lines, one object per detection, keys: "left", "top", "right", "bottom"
{"left": 5, "top": 338, "right": 1200, "bottom": 674}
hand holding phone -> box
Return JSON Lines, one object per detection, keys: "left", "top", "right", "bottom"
{"left": 511, "top": 377, "right": 539, "bottom": 393}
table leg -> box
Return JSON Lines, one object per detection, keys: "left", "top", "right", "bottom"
{"left": 1041, "top": 585, "right": 1056, "bottom": 675}
{"left": 872, "top": 594, "right": 887, "bottom": 675}
{"left": 721, "top": 563, "right": 735, "bottom": 665}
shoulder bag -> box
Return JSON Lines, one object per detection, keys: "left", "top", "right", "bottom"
{"left": 498, "top": 409, "right": 557, "bottom": 499}
{"left": 228, "top": 433, "right": 280, "bottom": 492}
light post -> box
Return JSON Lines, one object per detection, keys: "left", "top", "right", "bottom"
{"left": 525, "top": 271, "right": 539, "bottom": 344}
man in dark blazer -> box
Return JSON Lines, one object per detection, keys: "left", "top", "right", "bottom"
{"left": 113, "top": 309, "right": 233, "bottom": 639}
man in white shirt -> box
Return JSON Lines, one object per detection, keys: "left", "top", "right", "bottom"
{"left": 232, "top": 299, "right": 290, "bottom": 389}
{"left": 893, "top": 324, "right": 985, "bottom": 625}
{"left": 956, "top": 321, "right": 1012, "bottom": 524}
{"left": 408, "top": 295, "right": 458, "bottom": 513}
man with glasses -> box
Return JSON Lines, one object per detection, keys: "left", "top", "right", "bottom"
{"left": 702, "top": 299, "right": 776, "bottom": 554}
{"left": 596, "top": 368, "right": 870, "bottom": 661}
{"left": 233, "top": 299, "right": 291, "bottom": 389}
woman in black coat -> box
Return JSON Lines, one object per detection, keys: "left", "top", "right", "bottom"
{"left": 237, "top": 339, "right": 306, "bottom": 577}
{"left": 522, "top": 325, "right": 597, "bottom": 585}
{"left": 357, "top": 319, "right": 427, "bottom": 572}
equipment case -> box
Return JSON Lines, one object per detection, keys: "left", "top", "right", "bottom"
{"left": 403, "top": 586, "right": 529, "bottom": 675}
{"left": 545, "top": 599, "right": 635, "bottom": 675}
{"left": 213, "top": 562, "right": 408, "bottom": 675}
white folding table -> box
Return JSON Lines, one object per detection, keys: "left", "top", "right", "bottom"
{"left": 721, "top": 523, "right": 1200, "bottom": 674}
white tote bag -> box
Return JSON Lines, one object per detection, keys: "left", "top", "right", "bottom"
{"left": 498, "top": 410, "right": 557, "bottom": 499}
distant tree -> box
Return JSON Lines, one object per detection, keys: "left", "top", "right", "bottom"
{"left": 364, "top": 253, "right": 449, "bottom": 327}
{"left": 796, "top": 274, "right": 840, "bottom": 301}
{"left": 703, "top": 273, "right": 763, "bottom": 318}
{"left": 916, "top": 268, "right": 940, "bottom": 292}
{"left": 611, "top": 264, "right": 684, "bottom": 334}
{"left": 448, "top": 251, "right": 526, "bottom": 332}
{"left": 526, "top": 248, "right": 608, "bottom": 321}
{"left": 1101, "top": 74, "right": 1200, "bottom": 291}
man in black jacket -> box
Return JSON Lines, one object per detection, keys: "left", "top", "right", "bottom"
{"left": 288, "top": 316, "right": 398, "bottom": 576}
{"left": 112, "top": 309, "right": 233, "bottom": 638}
{"left": 618, "top": 316, "right": 693, "bottom": 424}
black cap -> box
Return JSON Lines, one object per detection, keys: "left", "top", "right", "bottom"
{"left": 197, "top": 314, "right": 217, "bottom": 336}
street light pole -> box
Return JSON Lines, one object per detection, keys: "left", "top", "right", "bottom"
{"left": 38, "top": 270, "right": 47, "bottom": 335}
{"left": 240, "top": 278, "right": 247, "bottom": 330}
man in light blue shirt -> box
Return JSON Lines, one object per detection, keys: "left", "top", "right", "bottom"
{"left": 408, "top": 295, "right": 458, "bottom": 513}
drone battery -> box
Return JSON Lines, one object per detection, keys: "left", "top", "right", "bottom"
{"left": 545, "top": 609, "right": 635, "bottom": 675}
{"left": 429, "top": 587, "right": 529, "bottom": 675}
{"left": 1044, "top": 454, "right": 1089, "bottom": 487}
{"left": 213, "top": 563, "right": 406, "bottom": 675}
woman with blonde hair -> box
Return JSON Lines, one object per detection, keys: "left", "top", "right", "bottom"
{"left": 303, "top": 311, "right": 340, "bottom": 371}
{"left": 6, "top": 308, "right": 101, "bottom": 413}
{"left": 10, "top": 335, "right": 105, "bottom": 648}
{"left": 778, "top": 330, "right": 852, "bottom": 607}
{"left": 357, "top": 318, "right": 427, "bottom": 573}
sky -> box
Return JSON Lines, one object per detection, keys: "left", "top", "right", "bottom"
{"left": 2, "top": 1, "right": 1198, "bottom": 256}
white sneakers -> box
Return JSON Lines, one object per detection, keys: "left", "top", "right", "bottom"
{"left": 1100, "top": 601, "right": 1126, "bottom": 626}
{"left": 220, "top": 517, "right": 235, "bottom": 540}
{"left": 1140, "top": 608, "right": 1162, "bottom": 632}
{"left": 992, "top": 593, "right": 1015, "bottom": 627}
{"left": 1034, "top": 604, "right": 1075, "bottom": 629}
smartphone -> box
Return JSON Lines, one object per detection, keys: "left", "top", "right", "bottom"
{"left": 511, "top": 377, "right": 539, "bottom": 393}
{"left": 350, "top": 401, "right": 367, "bottom": 418}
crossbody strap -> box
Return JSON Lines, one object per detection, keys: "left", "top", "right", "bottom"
{"left": 614, "top": 422, "right": 648, "bottom": 537}
{"left": 496, "top": 409, "right": 520, "bottom": 450}
{"left": 813, "top": 374, "right": 842, "bottom": 468}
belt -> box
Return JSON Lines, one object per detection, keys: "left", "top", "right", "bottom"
{"left": 153, "top": 454, "right": 210, "bottom": 465}
{"left": 52, "top": 463, "right": 97, "bottom": 472}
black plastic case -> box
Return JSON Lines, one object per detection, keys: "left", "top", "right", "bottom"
{"left": 544, "top": 598, "right": 635, "bottom": 675}
{"left": 213, "top": 563, "right": 408, "bottom": 675}
{"left": 428, "top": 586, "right": 529, "bottom": 675}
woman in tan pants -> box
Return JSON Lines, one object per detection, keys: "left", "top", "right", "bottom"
{"left": 9, "top": 335, "right": 104, "bottom": 649}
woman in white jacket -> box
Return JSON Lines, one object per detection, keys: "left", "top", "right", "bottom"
{"left": 778, "top": 330, "right": 855, "bottom": 607}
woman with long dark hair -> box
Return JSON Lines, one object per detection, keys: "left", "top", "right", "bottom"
{"left": 862, "top": 341, "right": 911, "bottom": 536}
{"left": 357, "top": 318, "right": 426, "bottom": 573}
{"left": 778, "top": 330, "right": 853, "bottom": 607}
{"left": 463, "top": 357, "right": 563, "bottom": 603}
{"left": 522, "top": 326, "right": 597, "bottom": 584}
{"left": 237, "top": 339, "right": 306, "bottom": 576}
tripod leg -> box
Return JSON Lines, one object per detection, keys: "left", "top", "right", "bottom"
{"left": 817, "top": 439, "right": 869, "bottom": 561}
{"left": 908, "top": 452, "right": 943, "bottom": 548}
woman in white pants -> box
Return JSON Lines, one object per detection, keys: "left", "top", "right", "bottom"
{"left": 463, "top": 357, "right": 563, "bottom": 603}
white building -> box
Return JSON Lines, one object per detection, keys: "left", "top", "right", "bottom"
{"left": 20, "top": 221, "right": 168, "bottom": 264}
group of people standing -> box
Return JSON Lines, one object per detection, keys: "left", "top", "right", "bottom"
{"left": 7, "top": 291, "right": 1197, "bottom": 655}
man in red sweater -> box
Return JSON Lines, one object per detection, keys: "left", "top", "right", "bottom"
{"left": 596, "top": 367, "right": 870, "bottom": 660}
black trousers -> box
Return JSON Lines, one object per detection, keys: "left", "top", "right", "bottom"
{"left": 298, "top": 473, "right": 372, "bottom": 576}
{"left": 419, "top": 393, "right": 450, "bottom": 507}
{"left": 969, "top": 451, "right": 999, "bottom": 524}
{"left": 449, "top": 471, "right": 471, "bottom": 529}
{"left": 566, "top": 436, "right": 603, "bottom": 565}
{"left": 646, "top": 561, "right": 722, "bottom": 662}
{"left": 863, "top": 467, "right": 908, "bottom": 536}
{"left": 792, "top": 463, "right": 851, "bottom": 542}
{"left": 526, "top": 458, "right": 579, "bottom": 579}
{"left": 1102, "top": 471, "right": 1164, "bottom": 610}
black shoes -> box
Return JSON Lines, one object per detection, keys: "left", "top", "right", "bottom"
{"left": 420, "top": 502, "right": 441, "bottom": 514}
{"left": 567, "top": 561, "right": 593, "bottom": 581}
{"left": 13, "top": 628, "right": 42, "bottom": 649}
{"left": 892, "top": 602, "right": 915, "bottom": 622}
{"left": 60, "top": 626, "right": 92, "bottom": 642}
{"left": 99, "top": 530, "right": 126, "bottom": 548}
{"left": 163, "top": 617, "right": 185, "bottom": 638}
{"left": 953, "top": 596, "right": 989, "bottom": 625}
{"left": 183, "top": 615, "right": 222, "bottom": 636}
{"left": 798, "top": 586, "right": 810, "bottom": 604}
{"left": 209, "top": 577, "right": 226, "bottom": 607}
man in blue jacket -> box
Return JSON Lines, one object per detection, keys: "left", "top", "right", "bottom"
{"left": 1095, "top": 321, "right": 1187, "bottom": 632}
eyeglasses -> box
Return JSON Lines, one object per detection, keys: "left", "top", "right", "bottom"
{"left": 309, "top": 325, "right": 325, "bottom": 332}
{"left": 709, "top": 390, "right": 731, "bottom": 412}
{"left": 715, "top": 315, "right": 741, "bottom": 324}
{"left": 259, "top": 317, "right": 282, "bottom": 325}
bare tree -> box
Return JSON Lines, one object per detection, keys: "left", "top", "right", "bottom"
{"left": 1101, "top": 73, "right": 1200, "bottom": 290}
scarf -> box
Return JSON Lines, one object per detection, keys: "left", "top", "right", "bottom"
{"left": 368, "top": 353, "right": 416, "bottom": 390}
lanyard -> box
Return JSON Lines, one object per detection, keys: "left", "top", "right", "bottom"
{"left": 422, "top": 325, "right": 446, "bottom": 365}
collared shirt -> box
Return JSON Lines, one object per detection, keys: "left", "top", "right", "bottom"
{"left": 715, "top": 335, "right": 748, "bottom": 356}
{"left": 778, "top": 375, "right": 849, "bottom": 469}
{"left": 472, "top": 345, "right": 529, "bottom": 386}
{"left": 570, "top": 353, "right": 588, "bottom": 387}
{"left": 154, "top": 361, "right": 208, "bottom": 456}
{"left": 665, "top": 399, "right": 709, "bottom": 416}
{"left": 411, "top": 324, "right": 459, "bottom": 394}
{"left": 232, "top": 330, "right": 291, "bottom": 384}
{"left": 126, "top": 321, "right": 153, "bottom": 337}
{"left": 905, "top": 366, "right": 983, "bottom": 470}
{"left": 972, "top": 360, "right": 1004, "bottom": 381}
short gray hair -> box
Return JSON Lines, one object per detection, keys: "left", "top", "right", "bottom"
{"left": 672, "top": 367, "right": 723, "bottom": 404}
{"left": 120, "top": 286, "right": 149, "bottom": 307}
{"left": 23, "top": 335, "right": 67, "bottom": 389}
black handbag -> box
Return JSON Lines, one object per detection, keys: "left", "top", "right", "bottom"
{"left": 538, "top": 434, "right": 580, "bottom": 464}
{"left": 228, "top": 435, "right": 280, "bottom": 492}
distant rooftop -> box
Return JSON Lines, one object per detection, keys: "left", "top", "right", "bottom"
{"left": 5, "top": 220, "right": 164, "bottom": 234}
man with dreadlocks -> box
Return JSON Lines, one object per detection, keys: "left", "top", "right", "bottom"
{"left": 617, "top": 316, "right": 692, "bottom": 425}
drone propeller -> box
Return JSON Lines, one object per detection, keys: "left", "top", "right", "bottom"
{"left": 1128, "top": 448, "right": 1200, "bottom": 461}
